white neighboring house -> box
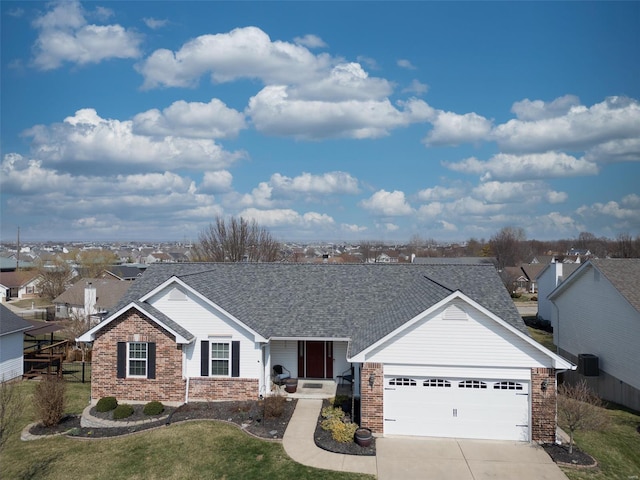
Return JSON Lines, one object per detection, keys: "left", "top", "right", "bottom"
{"left": 0, "top": 305, "right": 32, "bottom": 381}
{"left": 536, "top": 262, "right": 580, "bottom": 326}
{"left": 549, "top": 258, "right": 640, "bottom": 412}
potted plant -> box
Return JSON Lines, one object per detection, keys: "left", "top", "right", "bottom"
{"left": 284, "top": 377, "right": 298, "bottom": 393}
{"left": 354, "top": 427, "right": 372, "bottom": 447}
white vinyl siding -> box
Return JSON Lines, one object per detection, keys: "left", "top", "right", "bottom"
{"left": 0, "top": 332, "right": 24, "bottom": 380}
{"left": 552, "top": 266, "right": 640, "bottom": 390}
{"left": 364, "top": 299, "right": 550, "bottom": 368}
{"left": 149, "top": 285, "right": 261, "bottom": 379}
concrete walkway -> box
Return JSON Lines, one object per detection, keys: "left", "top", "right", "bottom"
{"left": 282, "top": 398, "right": 377, "bottom": 476}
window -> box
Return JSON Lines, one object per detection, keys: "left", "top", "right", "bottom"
{"left": 128, "top": 342, "right": 148, "bottom": 377}
{"left": 494, "top": 381, "right": 523, "bottom": 390}
{"left": 388, "top": 377, "right": 417, "bottom": 386}
{"left": 424, "top": 378, "right": 451, "bottom": 388}
{"left": 458, "top": 380, "right": 487, "bottom": 389}
{"left": 210, "top": 342, "right": 230, "bottom": 376}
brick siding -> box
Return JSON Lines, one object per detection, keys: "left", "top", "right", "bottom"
{"left": 360, "top": 363, "right": 384, "bottom": 433}
{"left": 531, "top": 367, "right": 557, "bottom": 443}
{"left": 189, "top": 377, "right": 259, "bottom": 401}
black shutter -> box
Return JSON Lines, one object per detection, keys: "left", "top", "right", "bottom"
{"left": 147, "top": 343, "right": 156, "bottom": 379}
{"left": 201, "top": 340, "right": 209, "bottom": 376}
{"left": 231, "top": 341, "right": 240, "bottom": 378}
{"left": 117, "top": 342, "right": 126, "bottom": 378}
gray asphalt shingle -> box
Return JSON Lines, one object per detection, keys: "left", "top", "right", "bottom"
{"left": 113, "top": 263, "right": 527, "bottom": 355}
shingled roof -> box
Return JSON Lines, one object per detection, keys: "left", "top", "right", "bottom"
{"left": 589, "top": 258, "right": 640, "bottom": 313}
{"left": 0, "top": 304, "right": 32, "bottom": 337}
{"left": 113, "top": 262, "right": 527, "bottom": 355}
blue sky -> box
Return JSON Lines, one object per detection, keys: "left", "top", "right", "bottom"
{"left": 1, "top": 1, "right": 639, "bottom": 243}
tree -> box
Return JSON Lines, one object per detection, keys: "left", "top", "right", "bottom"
{"left": 191, "top": 216, "right": 281, "bottom": 262}
{"left": 73, "top": 249, "right": 119, "bottom": 278}
{"left": 557, "top": 380, "right": 609, "bottom": 454}
{"left": 36, "top": 256, "right": 71, "bottom": 300}
{"left": 615, "top": 232, "right": 639, "bottom": 258}
{"left": 0, "top": 378, "right": 25, "bottom": 452}
{"left": 490, "top": 226, "right": 528, "bottom": 270}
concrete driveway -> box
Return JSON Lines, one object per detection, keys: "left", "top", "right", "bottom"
{"left": 376, "top": 437, "right": 569, "bottom": 480}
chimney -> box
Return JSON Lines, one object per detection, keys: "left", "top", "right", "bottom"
{"left": 84, "top": 282, "right": 97, "bottom": 320}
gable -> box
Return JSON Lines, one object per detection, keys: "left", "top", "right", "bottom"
{"left": 352, "top": 294, "right": 569, "bottom": 369}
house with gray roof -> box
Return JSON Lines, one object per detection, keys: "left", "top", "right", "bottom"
{"left": 53, "top": 278, "right": 131, "bottom": 324}
{"left": 548, "top": 258, "right": 640, "bottom": 411}
{"left": 1, "top": 304, "right": 32, "bottom": 381}
{"left": 79, "top": 263, "right": 573, "bottom": 443}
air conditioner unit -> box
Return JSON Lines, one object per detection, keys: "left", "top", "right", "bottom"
{"left": 578, "top": 354, "right": 599, "bottom": 377}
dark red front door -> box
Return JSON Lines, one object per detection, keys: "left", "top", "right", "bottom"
{"left": 298, "top": 341, "right": 334, "bottom": 378}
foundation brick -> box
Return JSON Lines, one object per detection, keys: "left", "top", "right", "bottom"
{"left": 360, "top": 363, "right": 384, "bottom": 434}
{"left": 531, "top": 367, "right": 557, "bottom": 443}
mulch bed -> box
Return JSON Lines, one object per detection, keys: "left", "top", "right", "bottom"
{"left": 542, "top": 443, "right": 597, "bottom": 467}
{"left": 29, "top": 398, "right": 297, "bottom": 440}
{"left": 313, "top": 398, "right": 376, "bottom": 456}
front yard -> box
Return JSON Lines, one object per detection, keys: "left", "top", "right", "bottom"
{"left": 1, "top": 381, "right": 372, "bottom": 480}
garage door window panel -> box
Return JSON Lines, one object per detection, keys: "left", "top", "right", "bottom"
{"left": 424, "top": 379, "right": 451, "bottom": 387}
{"left": 494, "top": 381, "right": 523, "bottom": 390}
{"left": 458, "top": 380, "right": 487, "bottom": 389}
{"left": 388, "top": 377, "right": 417, "bottom": 386}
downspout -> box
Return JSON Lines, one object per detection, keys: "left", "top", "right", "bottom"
{"left": 260, "top": 343, "right": 268, "bottom": 399}
{"left": 184, "top": 346, "right": 190, "bottom": 404}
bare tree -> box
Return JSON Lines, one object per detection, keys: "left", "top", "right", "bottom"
{"left": 0, "top": 378, "right": 25, "bottom": 452}
{"left": 557, "top": 380, "right": 609, "bottom": 454}
{"left": 490, "top": 226, "right": 528, "bottom": 270}
{"left": 191, "top": 216, "right": 281, "bottom": 262}
{"left": 61, "top": 310, "right": 92, "bottom": 362}
{"left": 36, "top": 257, "right": 71, "bottom": 300}
{"left": 614, "top": 232, "right": 639, "bottom": 258}
{"left": 74, "top": 249, "right": 119, "bottom": 278}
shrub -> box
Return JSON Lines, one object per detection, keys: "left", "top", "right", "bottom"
{"left": 531, "top": 296, "right": 538, "bottom": 301}
{"left": 264, "top": 394, "right": 286, "bottom": 419}
{"left": 321, "top": 416, "right": 358, "bottom": 443}
{"left": 143, "top": 401, "right": 164, "bottom": 416}
{"left": 321, "top": 405, "right": 344, "bottom": 420}
{"left": 33, "top": 375, "right": 66, "bottom": 427}
{"left": 510, "top": 292, "right": 522, "bottom": 299}
{"left": 112, "top": 404, "right": 134, "bottom": 420}
{"left": 95, "top": 396, "right": 118, "bottom": 412}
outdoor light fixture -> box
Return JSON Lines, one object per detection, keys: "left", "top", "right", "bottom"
{"left": 369, "top": 373, "right": 375, "bottom": 388}
{"left": 541, "top": 378, "right": 549, "bottom": 391}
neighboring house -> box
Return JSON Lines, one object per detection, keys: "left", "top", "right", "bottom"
{"left": 79, "top": 263, "right": 573, "bottom": 443}
{"left": 101, "top": 265, "right": 147, "bottom": 281}
{"left": 53, "top": 278, "right": 131, "bottom": 325}
{"left": 145, "top": 252, "right": 173, "bottom": 264}
{"left": 520, "top": 264, "right": 545, "bottom": 293}
{"left": 549, "top": 258, "right": 640, "bottom": 411}
{"left": 536, "top": 262, "right": 580, "bottom": 325}
{"left": 412, "top": 256, "right": 497, "bottom": 265}
{"left": 0, "top": 304, "right": 32, "bottom": 381}
{"left": 0, "top": 271, "right": 41, "bottom": 303}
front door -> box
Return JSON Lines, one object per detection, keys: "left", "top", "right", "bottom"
{"left": 298, "top": 341, "right": 334, "bottom": 378}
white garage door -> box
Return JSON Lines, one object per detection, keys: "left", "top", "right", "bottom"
{"left": 384, "top": 376, "right": 530, "bottom": 441}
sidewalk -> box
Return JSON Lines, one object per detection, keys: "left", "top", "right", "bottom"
{"left": 282, "top": 398, "right": 377, "bottom": 476}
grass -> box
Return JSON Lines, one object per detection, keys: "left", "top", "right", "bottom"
{"left": 527, "top": 326, "right": 555, "bottom": 351}
{"left": 559, "top": 403, "right": 640, "bottom": 480}
{"left": 1, "top": 381, "right": 373, "bottom": 480}
{"left": 10, "top": 297, "right": 54, "bottom": 309}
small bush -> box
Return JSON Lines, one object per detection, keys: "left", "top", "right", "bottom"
{"left": 34, "top": 375, "right": 66, "bottom": 427}
{"left": 112, "top": 404, "right": 134, "bottom": 420}
{"left": 321, "top": 405, "right": 344, "bottom": 420}
{"left": 264, "top": 395, "right": 286, "bottom": 419}
{"left": 96, "top": 396, "right": 118, "bottom": 412}
{"left": 531, "top": 296, "right": 538, "bottom": 301}
{"left": 332, "top": 395, "right": 350, "bottom": 407}
{"left": 321, "top": 416, "right": 358, "bottom": 443}
{"left": 143, "top": 401, "right": 164, "bottom": 416}
{"left": 510, "top": 292, "right": 522, "bottom": 299}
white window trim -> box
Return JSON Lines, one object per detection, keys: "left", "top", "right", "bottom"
{"left": 210, "top": 341, "right": 230, "bottom": 377}
{"left": 127, "top": 341, "right": 148, "bottom": 378}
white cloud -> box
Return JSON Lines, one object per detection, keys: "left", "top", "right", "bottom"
{"left": 424, "top": 110, "right": 492, "bottom": 146}
{"left": 341, "top": 223, "right": 367, "bottom": 233}
{"left": 357, "top": 55, "right": 379, "bottom": 70}
{"left": 200, "top": 171, "right": 233, "bottom": 193}
{"left": 360, "top": 190, "right": 413, "bottom": 216}
{"left": 1, "top": 154, "right": 74, "bottom": 193}
{"left": 293, "top": 34, "right": 327, "bottom": 48}
{"left": 381, "top": 223, "right": 399, "bottom": 232}
{"left": 239, "top": 207, "right": 335, "bottom": 228}
{"left": 397, "top": 59, "right": 416, "bottom": 70}
{"left": 24, "top": 108, "right": 245, "bottom": 173}
{"left": 584, "top": 137, "right": 640, "bottom": 164}
{"left": 417, "top": 185, "right": 463, "bottom": 202}
{"left": 493, "top": 96, "right": 640, "bottom": 153}
{"left": 132, "top": 98, "right": 246, "bottom": 139}
{"left": 402, "top": 79, "right": 429, "bottom": 95}
{"left": 247, "top": 86, "right": 432, "bottom": 140}
{"left": 144, "top": 17, "right": 168, "bottom": 29}
{"left": 472, "top": 181, "right": 567, "bottom": 204}
{"left": 137, "top": 26, "right": 333, "bottom": 89}
{"left": 438, "top": 220, "right": 458, "bottom": 232}
{"left": 510, "top": 95, "right": 581, "bottom": 121}
{"left": 31, "top": 0, "right": 142, "bottom": 70}
{"left": 445, "top": 152, "right": 599, "bottom": 181}
{"left": 270, "top": 171, "right": 360, "bottom": 195}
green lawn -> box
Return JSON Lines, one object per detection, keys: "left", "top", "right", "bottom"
{"left": 527, "top": 326, "right": 555, "bottom": 351}
{"left": 560, "top": 403, "right": 640, "bottom": 480}
{"left": 1, "top": 382, "right": 373, "bottom": 480}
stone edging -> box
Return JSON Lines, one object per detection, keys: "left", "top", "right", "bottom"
{"left": 80, "top": 405, "right": 170, "bottom": 428}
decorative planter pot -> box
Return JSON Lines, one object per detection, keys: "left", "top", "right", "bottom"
{"left": 354, "top": 427, "right": 373, "bottom": 447}
{"left": 284, "top": 378, "right": 298, "bottom": 393}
